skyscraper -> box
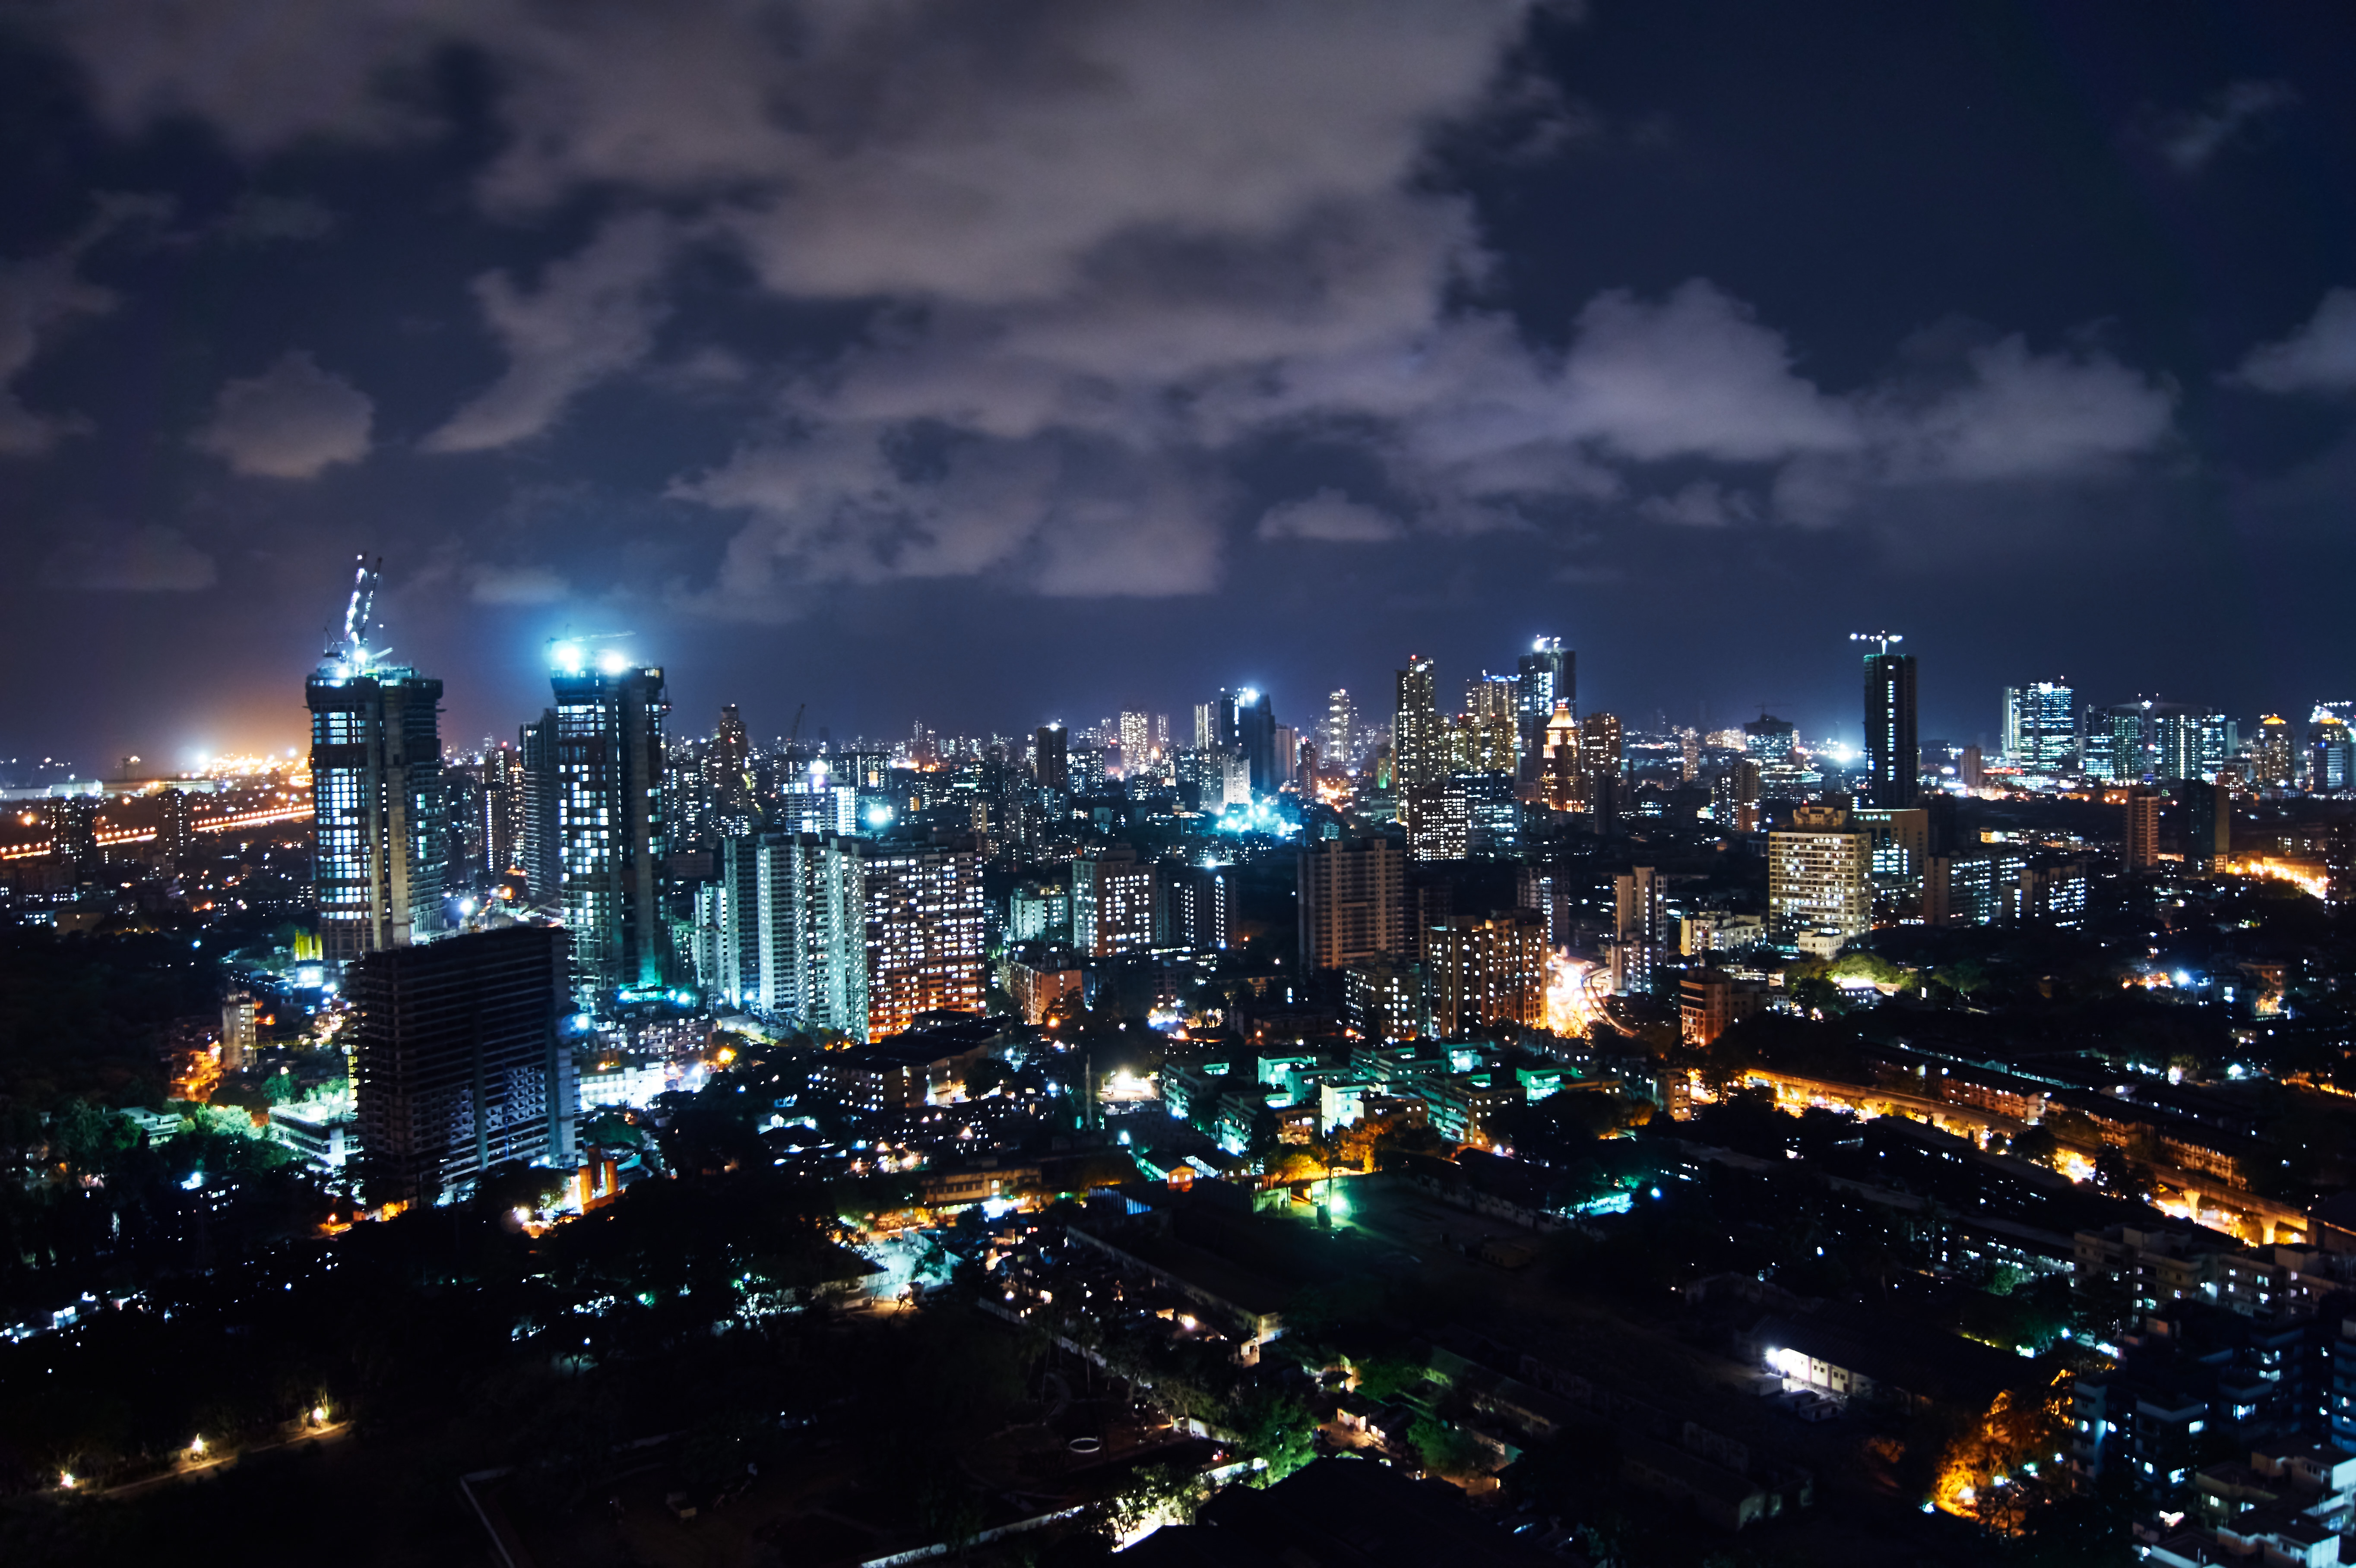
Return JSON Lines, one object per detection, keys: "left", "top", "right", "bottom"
{"left": 2123, "top": 786, "right": 2160, "bottom": 872}
{"left": 1612, "top": 866, "right": 1667, "bottom": 996}
{"left": 1395, "top": 656, "right": 1449, "bottom": 859}
{"left": 1541, "top": 701, "right": 1582, "bottom": 811}
{"left": 2001, "top": 682, "right": 2077, "bottom": 772}
{"left": 549, "top": 647, "right": 669, "bottom": 1007}
{"left": 1234, "top": 689, "right": 1277, "bottom": 796}
{"left": 1856, "top": 632, "right": 1919, "bottom": 809}
{"left": 1578, "top": 712, "right": 1624, "bottom": 815}
{"left": 517, "top": 711, "right": 560, "bottom": 904}
{"left": 1322, "top": 689, "right": 1358, "bottom": 774}
{"left": 1118, "top": 711, "right": 1150, "bottom": 775}
{"left": 2180, "top": 779, "right": 2229, "bottom": 873}
{"left": 480, "top": 743, "right": 526, "bottom": 882}
{"left": 1516, "top": 637, "right": 1572, "bottom": 785}
{"left": 350, "top": 923, "right": 573, "bottom": 1205}
{"left": 2254, "top": 716, "right": 2295, "bottom": 788}
{"left": 1034, "top": 724, "right": 1069, "bottom": 792}
{"left": 2148, "top": 704, "right": 2201, "bottom": 784}
{"left": 1460, "top": 675, "right": 1519, "bottom": 774}
{"left": 706, "top": 705, "right": 756, "bottom": 837}
{"left": 307, "top": 558, "right": 446, "bottom": 963}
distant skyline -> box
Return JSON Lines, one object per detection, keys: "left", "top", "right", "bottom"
{"left": 6, "top": 3, "right": 2356, "bottom": 764}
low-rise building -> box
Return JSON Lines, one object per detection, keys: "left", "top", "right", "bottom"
{"left": 269, "top": 1100, "right": 358, "bottom": 1172}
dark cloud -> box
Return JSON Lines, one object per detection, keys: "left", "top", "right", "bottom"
{"left": 0, "top": 3, "right": 2349, "bottom": 757}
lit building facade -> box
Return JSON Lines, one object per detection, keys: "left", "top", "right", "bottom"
{"left": 551, "top": 656, "right": 670, "bottom": 1008}
{"left": 1072, "top": 846, "right": 1157, "bottom": 957}
{"left": 307, "top": 559, "right": 446, "bottom": 964}
{"left": 1395, "top": 656, "right": 1454, "bottom": 859}
{"left": 1768, "top": 804, "right": 1872, "bottom": 942}
{"left": 1159, "top": 863, "right": 1229, "bottom": 954}
{"left": 2002, "top": 681, "right": 2077, "bottom": 772}
{"left": 1612, "top": 865, "right": 1668, "bottom": 995}
{"left": 1425, "top": 911, "right": 1547, "bottom": 1037}
{"left": 1579, "top": 712, "right": 1624, "bottom": 813}
{"left": 1858, "top": 635, "right": 1919, "bottom": 809}
{"left": 862, "top": 842, "right": 986, "bottom": 1038}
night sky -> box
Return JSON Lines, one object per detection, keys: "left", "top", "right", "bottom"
{"left": 4, "top": 1, "right": 2356, "bottom": 768}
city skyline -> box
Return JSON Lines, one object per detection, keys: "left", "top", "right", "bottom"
{"left": 5, "top": 4, "right": 2356, "bottom": 762}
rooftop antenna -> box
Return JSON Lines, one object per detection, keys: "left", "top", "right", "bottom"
{"left": 1849, "top": 631, "right": 1904, "bottom": 657}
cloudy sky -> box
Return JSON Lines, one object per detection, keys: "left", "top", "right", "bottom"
{"left": 4, "top": 0, "right": 2355, "bottom": 766}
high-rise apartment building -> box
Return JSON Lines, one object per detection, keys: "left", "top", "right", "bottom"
{"left": 2180, "top": 779, "right": 2229, "bottom": 873}
{"left": 1856, "top": 633, "right": 1919, "bottom": 809}
{"left": 2253, "top": 716, "right": 2295, "bottom": 788}
{"left": 1457, "top": 770, "right": 1518, "bottom": 857}
{"left": 1298, "top": 833, "right": 1406, "bottom": 971}
{"left": 480, "top": 743, "right": 527, "bottom": 882}
{"left": 307, "top": 559, "right": 446, "bottom": 963}
{"left": 1119, "top": 711, "right": 1150, "bottom": 775}
{"left": 1425, "top": 911, "right": 1547, "bottom": 1037}
{"left": 1395, "top": 656, "right": 1451, "bottom": 859}
{"left": 1768, "top": 804, "right": 1872, "bottom": 944}
{"left": 1458, "top": 676, "right": 1519, "bottom": 774}
{"left": 2148, "top": 705, "right": 2201, "bottom": 784}
{"left": 2124, "top": 785, "right": 2161, "bottom": 872}
{"left": 1072, "top": 844, "right": 1157, "bottom": 958}
{"left": 706, "top": 705, "right": 757, "bottom": 837}
{"left": 1579, "top": 712, "right": 1624, "bottom": 814}
{"left": 1235, "top": 689, "right": 1278, "bottom": 797}
{"left": 1515, "top": 638, "right": 1572, "bottom": 785}
{"left": 1612, "top": 866, "right": 1668, "bottom": 996}
{"left": 350, "top": 923, "right": 573, "bottom": 1205}
{"left": 157, "top": 787, "right": 194, "bottom": 865}
{"left": 2002, "top": 682, "right": 2078, "bottom": 772}
{"left": 1710, "top": 759, "right": 1761, "bottom": 832}
{"left": 1033, "top": 724, "right": 1069, "bottom": 792}
{"left": 1322, "top": 689, "right": 1358, "bottom": 774}
{"left": 549, "top": 652, "right": 669, "bottom": 1007}
{"left": 861, "top": 841, "right": 985, "bottom": 1037}
{"left": 517, "top": 711, "right": 560, "bottom": 904}
{"left": 1159, "top": 863, "right": 1229, "bottom": 954}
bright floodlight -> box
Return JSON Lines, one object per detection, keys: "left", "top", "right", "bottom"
{"left": 552, "top": 642, "right": 585, "bottom": 673}
{"left": 597, "top": 649, "right": 629, "bottom": 676}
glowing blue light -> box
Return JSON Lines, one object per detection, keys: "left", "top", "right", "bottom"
{"left": 552, "top": 642, "right": 585, "bottom": 674}
{"left": 596, "top": 649, "right": 629, "bottom": 676}
{"left": 1649, "top": 1186, "right": 1662, "bottom": 1199}
{"left": 862, "top": 803, "right": 895, "bottom": 827}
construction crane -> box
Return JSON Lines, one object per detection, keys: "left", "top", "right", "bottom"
{"left": 325, "top": 554, "right": 384, "bottom": 672}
